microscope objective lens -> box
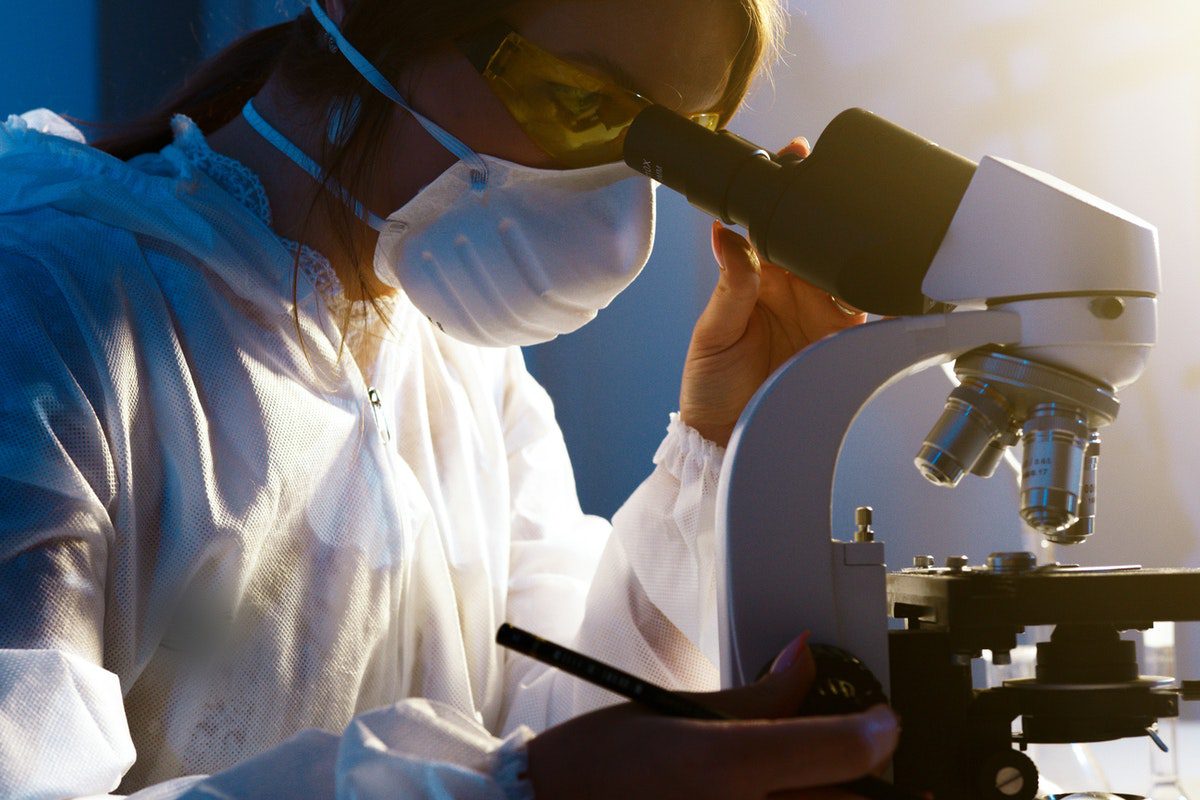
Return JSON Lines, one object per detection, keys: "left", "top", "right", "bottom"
{"left": 1020, "top": 404, "right": 1089, "bottom": 533}
{"left": 914, "top": 379, "right": 1013, "bottom": 487}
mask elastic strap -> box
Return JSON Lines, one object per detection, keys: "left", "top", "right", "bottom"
{"left": 242, "top": 98, "right": 388, "bottom": 232}
{"left": 308, "top": 0, "right": 489, "bottom": 191}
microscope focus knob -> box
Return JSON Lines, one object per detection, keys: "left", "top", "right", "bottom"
{"left": 795, "top": 643, "right": 889, "bottom": 716}
{"left": 975, "top": 749, "right": 1039, "bottom": 800}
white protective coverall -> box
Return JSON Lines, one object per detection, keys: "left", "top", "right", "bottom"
{"left": 0, "top": 110, "right": 725, "bottom": 799}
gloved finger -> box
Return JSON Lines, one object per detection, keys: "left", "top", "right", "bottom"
{"left": 691, "top": 221, "right": 762, "bottom": 354}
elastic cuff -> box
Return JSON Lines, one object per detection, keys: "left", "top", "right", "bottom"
{"left": 493, "top": 725, "right": 536, "bottom": 800}
{"left": 653, "top": 412, "right": 725, "bottom": 481}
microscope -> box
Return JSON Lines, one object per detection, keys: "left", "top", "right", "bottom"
{"left": 625, "top": 106, "right": 1200, "bottom": 799}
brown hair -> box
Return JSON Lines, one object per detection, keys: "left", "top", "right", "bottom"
{"left": 94, "top": 1, "right": 786, "bottom": 326}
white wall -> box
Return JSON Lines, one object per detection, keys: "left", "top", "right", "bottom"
{"left": 736, "top": 0, "right": 1200, "bottom": 560}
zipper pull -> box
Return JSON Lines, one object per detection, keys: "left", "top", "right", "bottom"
{"left": 367, "top": 386, "right": 391, "bottom": 443}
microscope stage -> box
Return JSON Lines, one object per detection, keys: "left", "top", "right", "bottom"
{"left": 889, "top": 565, "right": 1200, "bottom": 633}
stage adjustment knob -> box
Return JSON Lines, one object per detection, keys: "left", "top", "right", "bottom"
{"left": 976, "top": 749, "right": 1039, "bottom": 800}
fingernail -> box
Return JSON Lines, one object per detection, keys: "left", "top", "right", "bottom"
{"left": 830, "top": 295, "right": 862, "bottom": 316}
{"left": 769, "top": 631, "right": 811, "bottom": 674}
{"left": 745, "top": 245, "right": 761, "bottom": 276}
{"left": 711, "top": 221, "right": 726, "bottom": 270}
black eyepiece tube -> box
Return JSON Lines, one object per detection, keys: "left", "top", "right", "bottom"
{"left": 623, "top": 105, "right": 978, "bottom": 316}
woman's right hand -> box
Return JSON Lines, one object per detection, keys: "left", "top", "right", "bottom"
{"left": 525, "top": 634, "right": 900, "bottom": 799}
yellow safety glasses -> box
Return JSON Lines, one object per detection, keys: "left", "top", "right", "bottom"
{"left": 460, "top": 24, "right": 721, "bottom": 168}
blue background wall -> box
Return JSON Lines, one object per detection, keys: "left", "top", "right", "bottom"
{"left": 0, "top": 2, "right": 99, "bottom": 121}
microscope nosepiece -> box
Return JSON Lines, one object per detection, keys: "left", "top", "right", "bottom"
{"left": 937, "top": 350, "right": 1118, "bottom": 541}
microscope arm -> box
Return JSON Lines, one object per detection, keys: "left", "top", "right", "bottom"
{"left": 715, "top": 309, "right": 1022, "bottom": 691}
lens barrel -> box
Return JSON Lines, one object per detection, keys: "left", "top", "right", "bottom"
{"left": 969, "top": 425, "right": 1020, "bottom": 478}
{"left": 1044, "top": 432, "right": 1100, "bottom": 545}
{"left": 1020, "top": 404, "right": 1090, "bottom": 532}
{"left": 915, "top": 380, "right": 1014, "bottom": 487}
{"left": 623, "top": 105, "right": 977, "bottom": 315}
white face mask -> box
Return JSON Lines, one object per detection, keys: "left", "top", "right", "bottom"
{"left": 374, "top": 157, "right": 654, "bottom": 346}
{"left": 244, "top": 0, "right": 657, "bottom": 348}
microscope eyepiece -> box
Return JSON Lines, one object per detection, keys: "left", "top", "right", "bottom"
{"left": 623, "top": 105, "right": 978, "bottom": 315}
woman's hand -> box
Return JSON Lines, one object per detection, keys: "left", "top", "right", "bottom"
{"left": 679, "top": 137, "right": 867, "bottom": 447}
{"left": 525, "top": 634, "right": 900, "bottom": 800}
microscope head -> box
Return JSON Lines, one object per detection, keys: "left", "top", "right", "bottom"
{"left": 915, "top": 156, "right": 1159, "bottom": 542}
{"left": 921, "top": 155, "right": 1160, "bottom": 389}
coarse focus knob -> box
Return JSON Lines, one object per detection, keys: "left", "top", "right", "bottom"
{"left": 794, "top": 644, "right": 889, "bottom": 716}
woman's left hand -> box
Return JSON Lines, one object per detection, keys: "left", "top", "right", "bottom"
{"left": 679, "top": 136, "right": 867, "bottom": 447}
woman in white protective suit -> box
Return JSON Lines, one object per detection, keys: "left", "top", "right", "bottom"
{"left": 0, "top": 0, "right": 895, "bottom": 797}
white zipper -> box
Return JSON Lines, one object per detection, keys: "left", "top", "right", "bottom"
{"left": 367, "top": 386, "right": 391, "bottom": 443}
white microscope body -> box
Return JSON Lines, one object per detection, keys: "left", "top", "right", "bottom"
{"left": 714, "top": 154, "right": 1160, "bottom": 695}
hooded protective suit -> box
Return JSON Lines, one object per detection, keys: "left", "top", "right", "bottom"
{"left": 0, "top": 110, "right": 723, "bottom": 799}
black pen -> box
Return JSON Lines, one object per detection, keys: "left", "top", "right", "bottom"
{"left": 496, "top": 623, "right": 927, "bottom": 800}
